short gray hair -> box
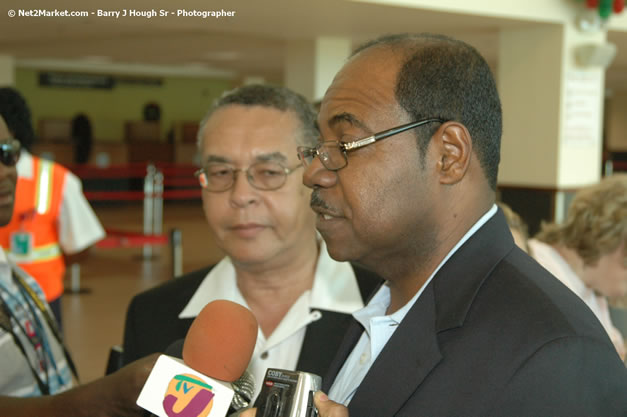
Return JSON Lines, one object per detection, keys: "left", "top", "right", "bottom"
{"left": 197, "top": 84, "right": 318, "bottom": 149}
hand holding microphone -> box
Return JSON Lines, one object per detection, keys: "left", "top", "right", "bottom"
{"left": 164, "top": 339, "right": 255, "bottom": 412}
{"left": 0, "top": 353, "right": 159, "bottom": 417}
{"left": 137, "top": 300, "right": 258, "bottom": 417}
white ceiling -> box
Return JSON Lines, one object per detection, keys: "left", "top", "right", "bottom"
{"left": 1, "top": 0, "right": 626, "bottom": 91}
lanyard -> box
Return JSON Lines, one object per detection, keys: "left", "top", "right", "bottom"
{"left": 0, "top": 302, "right": 50, "bottom": 394}
{"left": 0, "top": 269, "right": 79, "bottom": 386}
{"left": 11, "top": 269, "right": 79, "bottom": 380}
{"left": 0, "top": 280, "right": 51, "bottom": 394}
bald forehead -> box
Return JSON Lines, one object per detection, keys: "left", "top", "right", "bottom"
{"left": 319, "top": 47, "right": 407, "bottom": 130}
{"left": 328, "top": 47, "right": 403, "bottom": 99}
{"left": 342, "top": 46, "right": 403, "bottom": 79}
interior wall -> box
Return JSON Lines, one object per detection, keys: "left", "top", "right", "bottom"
{"left": 14, "top": 68, "right": 233, "bottom": 142}
{"left": 606, "top": 92, "right": 627, "bottom": 152}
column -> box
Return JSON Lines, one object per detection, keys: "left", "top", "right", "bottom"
{"left": 497, "top": 21, "right": 608, "bottom": 227}
{"left": 0, "top": 55, "right": 16, "bottom": 86}
{"left": 284, "top": 36, "right": 351, "bottom": 102}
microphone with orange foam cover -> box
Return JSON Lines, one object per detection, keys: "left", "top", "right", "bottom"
{"left": 182, "top": 299, "right": 258, "bottom": 382}
{"left": 136, "top": 300, "right": 259, "bottom": 417}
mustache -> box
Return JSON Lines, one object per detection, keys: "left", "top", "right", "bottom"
{"left": 310, "top": 190, "right": 331, "bottom": 211}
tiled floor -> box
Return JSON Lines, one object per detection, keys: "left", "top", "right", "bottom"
{"left": 61, "top": 200, "right": 224, "bottom": 383}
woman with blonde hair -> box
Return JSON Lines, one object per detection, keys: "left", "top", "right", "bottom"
{"left": 497, "top": 202, "right": 530, "bottom": 254}
{"left": 529, "top": 174, "right": 627, "bottom": 360}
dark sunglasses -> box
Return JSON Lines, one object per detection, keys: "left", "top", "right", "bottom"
{"left": 0, "top": 138, "right": 21, "bottom": 167}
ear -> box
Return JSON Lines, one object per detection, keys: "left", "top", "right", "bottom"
{"left": 434, "top": 122, "right": 472, "bottom": 185}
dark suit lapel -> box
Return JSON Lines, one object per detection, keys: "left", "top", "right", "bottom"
{"left": 432, "top": 209, "right": 513, "bottom": 332}
{"left": 297, "top": 310, "right": 354, "bottom": 379}
{"left": 347, "top": 283, "right": 441, "bottom": 417}
{"left": 343, "top": 209, "right": 514, "bottom": 415}
{"left": 321, "top": 277, "right": 384, "bottom": 393}
{"left": 322, "top": 316, "right": 364, "bottom": 393}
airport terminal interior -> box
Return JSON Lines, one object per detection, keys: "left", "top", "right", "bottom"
{"left": 63, "top": 200, "right": 224, "bottom": 382}
{"left": 1, "top": 0, "right": 626, "bottom": 383}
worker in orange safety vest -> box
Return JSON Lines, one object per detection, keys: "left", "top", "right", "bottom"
{"left": 0, "top": 88, "right": 105, "bottom": 328}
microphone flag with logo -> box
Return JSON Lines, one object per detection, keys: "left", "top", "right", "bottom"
{"left": 136, "top": 300, "right": 258, "bottom": 417}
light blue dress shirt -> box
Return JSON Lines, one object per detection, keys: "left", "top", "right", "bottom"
{"left": 329, "top": 204, "right": 497, "bottom": 405}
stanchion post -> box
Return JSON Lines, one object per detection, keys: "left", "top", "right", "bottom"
{"left": 171, "top": 228, "right": 183, "bottom": 278}
{"left": 143, "top": 163, "right": 156, "bottom": 258}
{"left": 70, "top": 263, "right": 81, "bottom": 293}
{"left": 153, "top": 171, "right": 164, "bottom": 236}
{"left": 604, "top": 159, "right": 613, "bottom": 177}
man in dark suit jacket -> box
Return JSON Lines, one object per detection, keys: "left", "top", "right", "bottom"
{"left": 121, "top": 84, "right": 381, "bottom": 402}
{"left": 289, "top": 33, "right": 627, "bottom": 416}
{"left": 319, "top": 211, "right": 626, "bottom": 416}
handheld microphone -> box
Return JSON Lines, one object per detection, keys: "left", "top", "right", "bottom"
{"left": 163, "top": 338, "right": 256, "bottom": 413}
{"left": 137, "top": 300, "right": 258, "bottom": 417}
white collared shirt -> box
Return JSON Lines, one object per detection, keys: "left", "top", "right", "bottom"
{"left": 16, "top": 151, "right": 104, "bottom": 254}
{"left": 179, "top": 238, "right": 364, "bottom": 400}
{"left": 329, "top": 204, "right": 497, "bottom": 405}
{"left": 0, "top": 247, "right": 12, "bottom": 287}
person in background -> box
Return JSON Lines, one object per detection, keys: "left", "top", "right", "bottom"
{"left": 0, "top": 87, "right": 105, "bottom": 328}
{"left": 0, "top": 113, "right": 156, "bottom": 416}
{"left": 70, "top": 113, "right": 93, "bottom": 165}
{"left": 529, "top": 174, "right": 627, "bottom": 360}
{"left": 122, "top": 85, "right": 380, "bottom": 401}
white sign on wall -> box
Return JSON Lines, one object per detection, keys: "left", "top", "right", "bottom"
{"left": 563, "top": 70, "right": 603, "bottom": 148}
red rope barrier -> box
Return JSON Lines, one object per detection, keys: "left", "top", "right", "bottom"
{"left": 84, "top": 191, "right": 146, "bottom": 201}
{"left": 70, "top": 164, "right": 152, "bottom": 179}
{"left": 159, "top": 165, "right": 198, "bottom": 176}
{"left": 610, "top": 160, "right": 627, "bottom": 170}
{"left": 70, "top": 162, "right": 199, "bottom": 179}
{"left": 96, "top": 229, "right": 169, "bottom": 249}
{"left": 162, "top": 177, "right": 199, "bottom": 187}
{"left": 162, "top": 189, "right": 202, "bottom": 199}
{"left": 76, "top": 162, "right": 202, "bottom": 202}
{"left": 84, "top": 189, "right": 201, "bottom": 201}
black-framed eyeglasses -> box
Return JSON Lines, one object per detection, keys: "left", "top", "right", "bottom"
{"left": 297, "top": 118, "right": 445, "bottom": 171}
{"left": 0, "top": 138, "right": 21, "bottom": 167}
{"left": 195, "top": 161, "right": 303, "bottom": 192}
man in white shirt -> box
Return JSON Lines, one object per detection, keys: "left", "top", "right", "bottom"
{"left": 122, "top": 85, "right": 380, "bottom": 402}
{"left": 289, "top": 33, "right": 626, "bottom": 416}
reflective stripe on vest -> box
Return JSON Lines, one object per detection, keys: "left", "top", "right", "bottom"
{"left": 10, "top": 242, "right": 62, "bottom": 264}
{"left": 35, "top": 159, "right": 53, "bottom": 215}
{"left": 0, "top": 156, "right": 67, "bottom": 301}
